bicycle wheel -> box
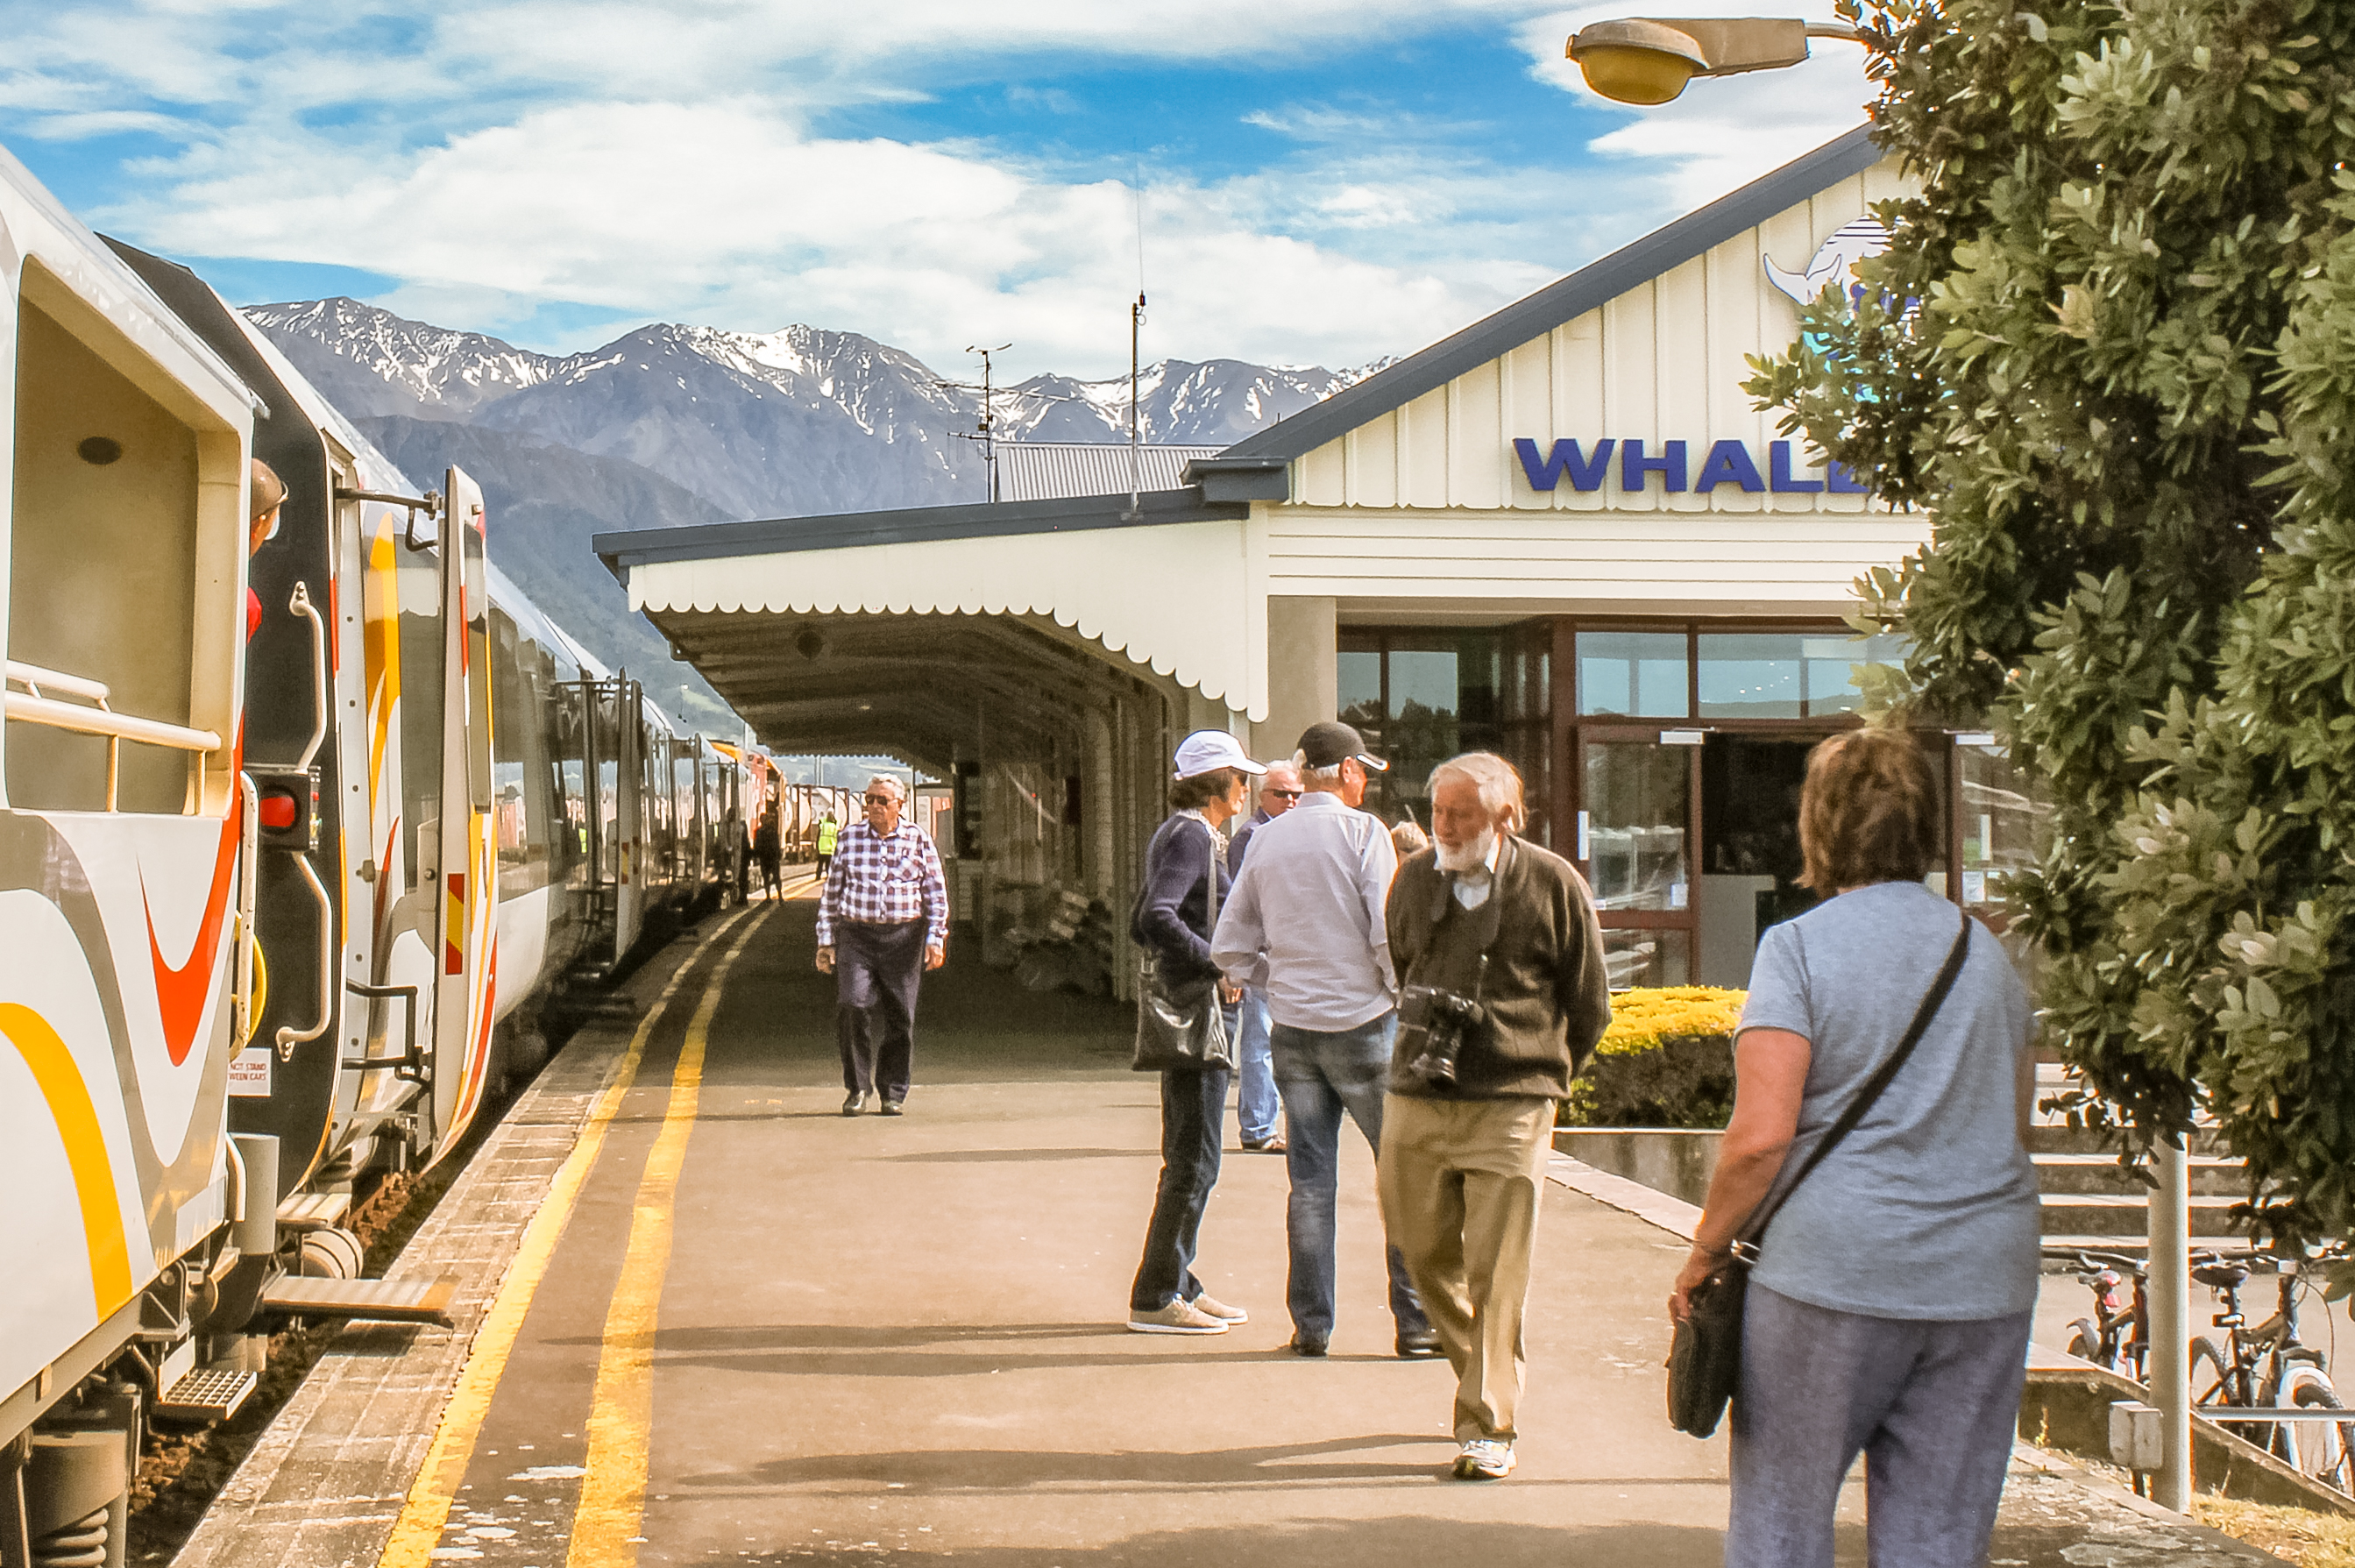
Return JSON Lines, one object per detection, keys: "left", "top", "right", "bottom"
{"left": 2282, "top": 1372, "right": 2355, "bottom": 1494}
{"left": 2066, "top": 1319, "right": 2104, "bottom": 1368}
{"left": 2190, "top": 1335, "right": 2233, "bottom": 1407}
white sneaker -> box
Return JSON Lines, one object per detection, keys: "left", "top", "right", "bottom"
{"left": 1126, "top": 1300, "right": 1230, "bottom": 1335}
{"left": 1453, "top": 1438, "right": 1514, "bottom": 1479}
{"left": 1190, "top": 1293, "right": 1247, "bottom": 1323}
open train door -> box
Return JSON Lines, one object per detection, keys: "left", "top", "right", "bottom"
{"left": 430, "top": 467, "right": 499, "bottom": 1150}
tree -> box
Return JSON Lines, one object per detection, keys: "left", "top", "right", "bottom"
{"left": 1749, "top": 0, "right": 2355, "bottom": 1245}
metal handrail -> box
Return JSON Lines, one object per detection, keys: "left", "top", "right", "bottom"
{"left": 4, "top": 692, "right": 221, "bottom": 753}
{"left": 5, "top": 659, "right": 110, "bottom": 704}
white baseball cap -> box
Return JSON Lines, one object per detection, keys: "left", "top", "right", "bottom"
{"left": 1172, "top": 730, "right": 1266, "bottom": 780}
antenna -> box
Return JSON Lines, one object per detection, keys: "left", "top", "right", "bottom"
{"left": 1125, "top": 162, "right": 1147, "bottom": 522}
{"left": 963, "top": 343, "right": 1012, "bottom": 503}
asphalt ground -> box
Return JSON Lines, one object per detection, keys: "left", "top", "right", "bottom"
{"left": 197, "top": 873, "right": 2281, "bottom": 1568}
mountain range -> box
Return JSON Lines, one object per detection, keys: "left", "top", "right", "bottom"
{"left": 248, "top": 299, "right": 1370, "bottom": 732}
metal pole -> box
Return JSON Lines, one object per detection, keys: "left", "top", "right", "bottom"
{"left": 2148, "top": 1139, "right": 2193, "bottom": 1510}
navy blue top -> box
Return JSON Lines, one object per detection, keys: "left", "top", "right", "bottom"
{"left": 1131, "top": 812, "right": 1230, "bottom": 983}
{"left": 1226, "top": 806, "right": 1273, "bottom": 874}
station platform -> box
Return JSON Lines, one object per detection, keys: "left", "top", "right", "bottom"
{"left": 176, "top": 880, "right": 2281, "bottom": 1568}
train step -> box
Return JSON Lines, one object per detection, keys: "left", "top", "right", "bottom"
{"left": 262, "top": 1273, "right": 458, "bottom": 1326}
{"left": 153, "top": 1366, "right": 258, "bottom": 1424}
{"left": 275, "top": 1190, "right": 353, "bottom": 1231}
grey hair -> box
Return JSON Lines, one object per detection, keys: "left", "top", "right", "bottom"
{"left": 1428, "top": 752, "right": 1526, "bottom": 833}
{"left": 1292, "top": 751, "right": 1348, "bottom": 788}
{"left": 864, "top": 775, "right": 907, "bottom": 803}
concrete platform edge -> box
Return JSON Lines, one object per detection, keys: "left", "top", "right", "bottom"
{"left": 168, "top": 948, "right": 690, "bottom": 1568}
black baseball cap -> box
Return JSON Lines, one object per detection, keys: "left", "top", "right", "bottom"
{"left": 1297, "top": 720, "right": 1388, "bottom": 772}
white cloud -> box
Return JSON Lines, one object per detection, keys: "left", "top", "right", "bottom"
{"left": 119, "top": 99, "right": 1535, "bottom": 377}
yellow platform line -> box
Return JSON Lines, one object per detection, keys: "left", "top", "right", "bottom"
{"left": 377, "top": 905, "right": 757, "bottom": 1568}
{"left": 567, "top": 910, "right": 766, "bottom": 1568}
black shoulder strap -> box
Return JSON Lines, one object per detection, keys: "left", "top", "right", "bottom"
{"left": 1736, "top": 908, "right": 1974, "bottom": 1254}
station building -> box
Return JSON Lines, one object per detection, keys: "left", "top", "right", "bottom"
{"left": 596, "top": 126, "right": 2033, "bottom": 990}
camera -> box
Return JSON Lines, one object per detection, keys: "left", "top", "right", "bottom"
{"left": 1399, "top": 983, "right": 1486, "bottom": 1088}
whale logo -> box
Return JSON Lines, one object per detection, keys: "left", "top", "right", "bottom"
{"left": 1764, "top": 218, "right": 1890, "bottom": 309}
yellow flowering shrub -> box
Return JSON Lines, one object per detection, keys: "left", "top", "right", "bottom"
{"left": 1564, "top": 985, "right": 1748, "bottom": 1128}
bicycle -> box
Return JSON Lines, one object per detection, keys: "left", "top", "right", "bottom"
{"left": 2190, "top": 1255, "right": 2355, "bottom": 1493}
{"left": 2049, "top": 1248, "right": 2149, "bottom": 1382}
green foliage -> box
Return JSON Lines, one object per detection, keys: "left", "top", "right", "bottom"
{"left": 1747, "top": 0, "right": 2355, "bottom": 1245}
{"left": 1562, "top": 988, "right": 1747, "bottom": 1127}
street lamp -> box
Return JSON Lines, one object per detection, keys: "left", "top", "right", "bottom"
{"left": 1565, "top": 16, "right": 1869, "bottom": 104}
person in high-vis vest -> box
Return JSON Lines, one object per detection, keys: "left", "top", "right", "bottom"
{"left": 815, "top": 811, "right": 841, "bottom": 882}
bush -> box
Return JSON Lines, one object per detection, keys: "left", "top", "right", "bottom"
{"left": 1562, "top": 986, "right": 1747, "bottom": 1129}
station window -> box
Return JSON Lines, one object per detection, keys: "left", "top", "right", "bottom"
{"left": 9, "top": 283, "right": 228, "bottom": 813}
{"left": 1577, "top": 630, "right": 1688, "bottom": 718}
{"left": 1696, "top": 631, "right": 1910, "bottom": 720}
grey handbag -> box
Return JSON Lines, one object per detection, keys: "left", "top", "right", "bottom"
{"left": 1131, "top": 820, "right": 1237, "bottom": 1074}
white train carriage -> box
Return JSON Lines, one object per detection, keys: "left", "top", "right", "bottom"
{"left": 0, "top": 145, "right": 259, "bottom": 1564}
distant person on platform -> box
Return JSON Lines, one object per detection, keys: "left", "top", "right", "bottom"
{"left": 815, "top": 777, "right": 947, "bottom": 1117}
{"left": 754, "top": 807, "right": 783, "bottom": 901}
{"left": 1380, "top": 752, "right": 1611, "bottom": 1482}
{"left": 1224, "top": 758, "right": 1302, "bottom": 1154}
{"left": 816, "top": 810, "right": 841, "bottom": 881}
{"left": 1213, "top": 721, "right": 1433, "bottom": 1359}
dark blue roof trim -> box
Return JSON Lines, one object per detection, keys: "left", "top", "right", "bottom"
{"left": 594, "top": 485, "right": 1246, "bottom": 578}
{"left": 1220, "top": 125, "right": 1881, "bottom": 465}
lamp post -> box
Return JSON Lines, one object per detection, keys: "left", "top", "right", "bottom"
{"left": 1565, "top": 16, "right": 1867, "bottom": 104}
{"left": 1564, "top": 11, "right": 2203, "bottom": 1517}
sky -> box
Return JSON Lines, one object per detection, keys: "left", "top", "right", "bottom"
{"left": 0, "top": 1, "right": 1875, "bottom": 380}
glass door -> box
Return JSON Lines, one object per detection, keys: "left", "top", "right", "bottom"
{"left": 1577, "top": 726, "right": 1700, "bottom": 988}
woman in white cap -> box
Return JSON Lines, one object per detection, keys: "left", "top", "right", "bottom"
{"left": 1126, "top": 729, "right": 1264, "bottom": 1334}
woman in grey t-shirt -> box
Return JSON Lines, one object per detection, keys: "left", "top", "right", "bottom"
{"left": 1670, "top": 729, "right": 2039, "bottom": 1568}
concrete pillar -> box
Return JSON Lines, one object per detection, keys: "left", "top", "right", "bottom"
{"left": 1260, "top": 594, "right": 1337, "bottom": 761}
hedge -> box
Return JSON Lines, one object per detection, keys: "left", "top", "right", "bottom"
{"left": 1561, "top": 986, "right": 1747, "bottom": 1129}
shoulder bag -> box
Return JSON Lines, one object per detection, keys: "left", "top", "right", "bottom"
{"left": 1667, "top": 909, "right": 1973, "bottom": 1438}
{"left": 1131, "top": 820, "right": 1237, "bottom": 1074}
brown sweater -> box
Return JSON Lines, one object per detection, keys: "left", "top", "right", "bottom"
{"left": 1384, "top": 835, "right": 1614, "bottom": 1101}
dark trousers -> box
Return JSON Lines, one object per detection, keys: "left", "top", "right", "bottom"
{"left": 835, "top": 919, "right": 926, "bottom": 1101}
{"left": 1130, "top": 1061, "right": 1231, "bottom": 1312}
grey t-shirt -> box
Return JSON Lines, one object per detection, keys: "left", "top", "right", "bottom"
{"left": 1739, "top": 880, "right": 2039, "bottom": 1321}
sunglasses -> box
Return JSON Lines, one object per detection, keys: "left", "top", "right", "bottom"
{"left": 862, "top": 793, "right": 897, "bottom": 805}
{"left": 1267, "top": 788, "right": 1302, "bottom": 799}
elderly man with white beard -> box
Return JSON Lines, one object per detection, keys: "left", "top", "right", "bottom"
{"left": 1378, "top": 751, "right": 1612, "bottom": 1482}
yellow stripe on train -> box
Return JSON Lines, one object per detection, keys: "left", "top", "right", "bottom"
{"left": 0, "top": 1003, "right": 134, "bottom": 1318}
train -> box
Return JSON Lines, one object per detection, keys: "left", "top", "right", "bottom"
{"left": 0, "top": 143, "right": 760, "bottom": 1565}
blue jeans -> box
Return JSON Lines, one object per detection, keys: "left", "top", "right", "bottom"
{"left": 1129, "top": 1011, "right": 1236, "bottom": 1314}
{"left": 1236, "top": 988, "right": 1280, "bottom": 1143}
{"left": 1270, "top": 1012, "right": 1427, "bottom": 1340}
{"left": 1728, "top": 1284, "right": 2032, "bottom": 1568}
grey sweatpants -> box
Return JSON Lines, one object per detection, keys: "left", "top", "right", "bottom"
{"left": 1727, "top": 1283, "right": 2032, "bottom": 1568}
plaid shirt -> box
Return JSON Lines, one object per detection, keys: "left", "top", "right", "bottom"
{"left": 815, "top": 819, "right": 948, "bottom": 947}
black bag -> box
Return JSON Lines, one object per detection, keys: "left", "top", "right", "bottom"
{"left": 1131, "top": 820, "right": 1236, "bottom": 1074}
{"left": 1666, "top": 911, "right": 1974, "bottom": 1438}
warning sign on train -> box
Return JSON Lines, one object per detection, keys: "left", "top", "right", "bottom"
{"left": 228, "top": 1048, "right": 273, "bottom": 1097}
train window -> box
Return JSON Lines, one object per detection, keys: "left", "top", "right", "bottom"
{"left": 8, "top": 282, "right": 237, "bottom": 813}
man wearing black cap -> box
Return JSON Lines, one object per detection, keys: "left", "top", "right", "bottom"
{"left": 1212, "top": 720, "right": 1434, "bottom": 1359}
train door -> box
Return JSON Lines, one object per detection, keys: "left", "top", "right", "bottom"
{"left": 613, "top": 680, "right": 643, "bottom": 958}
{"left": 429, "top": 468, "right": 498, "bottom": 1147}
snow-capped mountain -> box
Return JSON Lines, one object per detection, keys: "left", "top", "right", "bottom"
{"left": 245, "top": 298, "right": 559, "bottom": 420}
{"left": 250, "top": 299, "right": 1373, "bottom": 520}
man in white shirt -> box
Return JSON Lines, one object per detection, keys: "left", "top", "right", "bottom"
{"left": 1212, "top": 721, "right": 1436, "bottom": 1359}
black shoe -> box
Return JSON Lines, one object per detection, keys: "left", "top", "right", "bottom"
{"left": 1288, "top": 1332, "right": 1330, "bottom": 1358}
{"left": 881, "top": 1099, "right": 904, "bottom": 1117}
{"left": 1395, "top": 1330, "right": 1444, "bottom": 1359}
{"left": 841, "top": 1092, "right": 865, "bottom": 1117}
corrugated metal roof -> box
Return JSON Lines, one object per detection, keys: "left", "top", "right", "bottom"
{"left": 996, "top": 442, "right": 1222, "bottom": 503}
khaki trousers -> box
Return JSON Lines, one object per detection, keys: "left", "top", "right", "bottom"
{"left": 1376, "top": 1093, "right": 1555, "bottom": 1443}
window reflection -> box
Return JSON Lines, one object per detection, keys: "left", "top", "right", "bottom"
{"left": 1697, "top": 631, "right": 1910, "bottom": 719}
{"left": 1582, "top": 741, "right": 1689, "bottom": 912}
{"left": 1578, "top": 631, "right": 1688, "bottom": 717}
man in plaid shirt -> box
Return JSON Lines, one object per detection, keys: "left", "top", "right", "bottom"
{"left": 816, "top": 775, "right": 948, "bottom": 1116}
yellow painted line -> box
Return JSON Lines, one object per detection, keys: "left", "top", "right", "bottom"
{"left": 567, "top": 909, "right": 766, "bottom": 1568}
{"left": 0, "top": 1003, "right": 134, "bottom": 1317}
{"left": 377, "top": 905, "right": 755, "bottom": 1568}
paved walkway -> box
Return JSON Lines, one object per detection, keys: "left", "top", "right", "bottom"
{"left": 177, "top": 890, "right": 2279, "bottom": 1567}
